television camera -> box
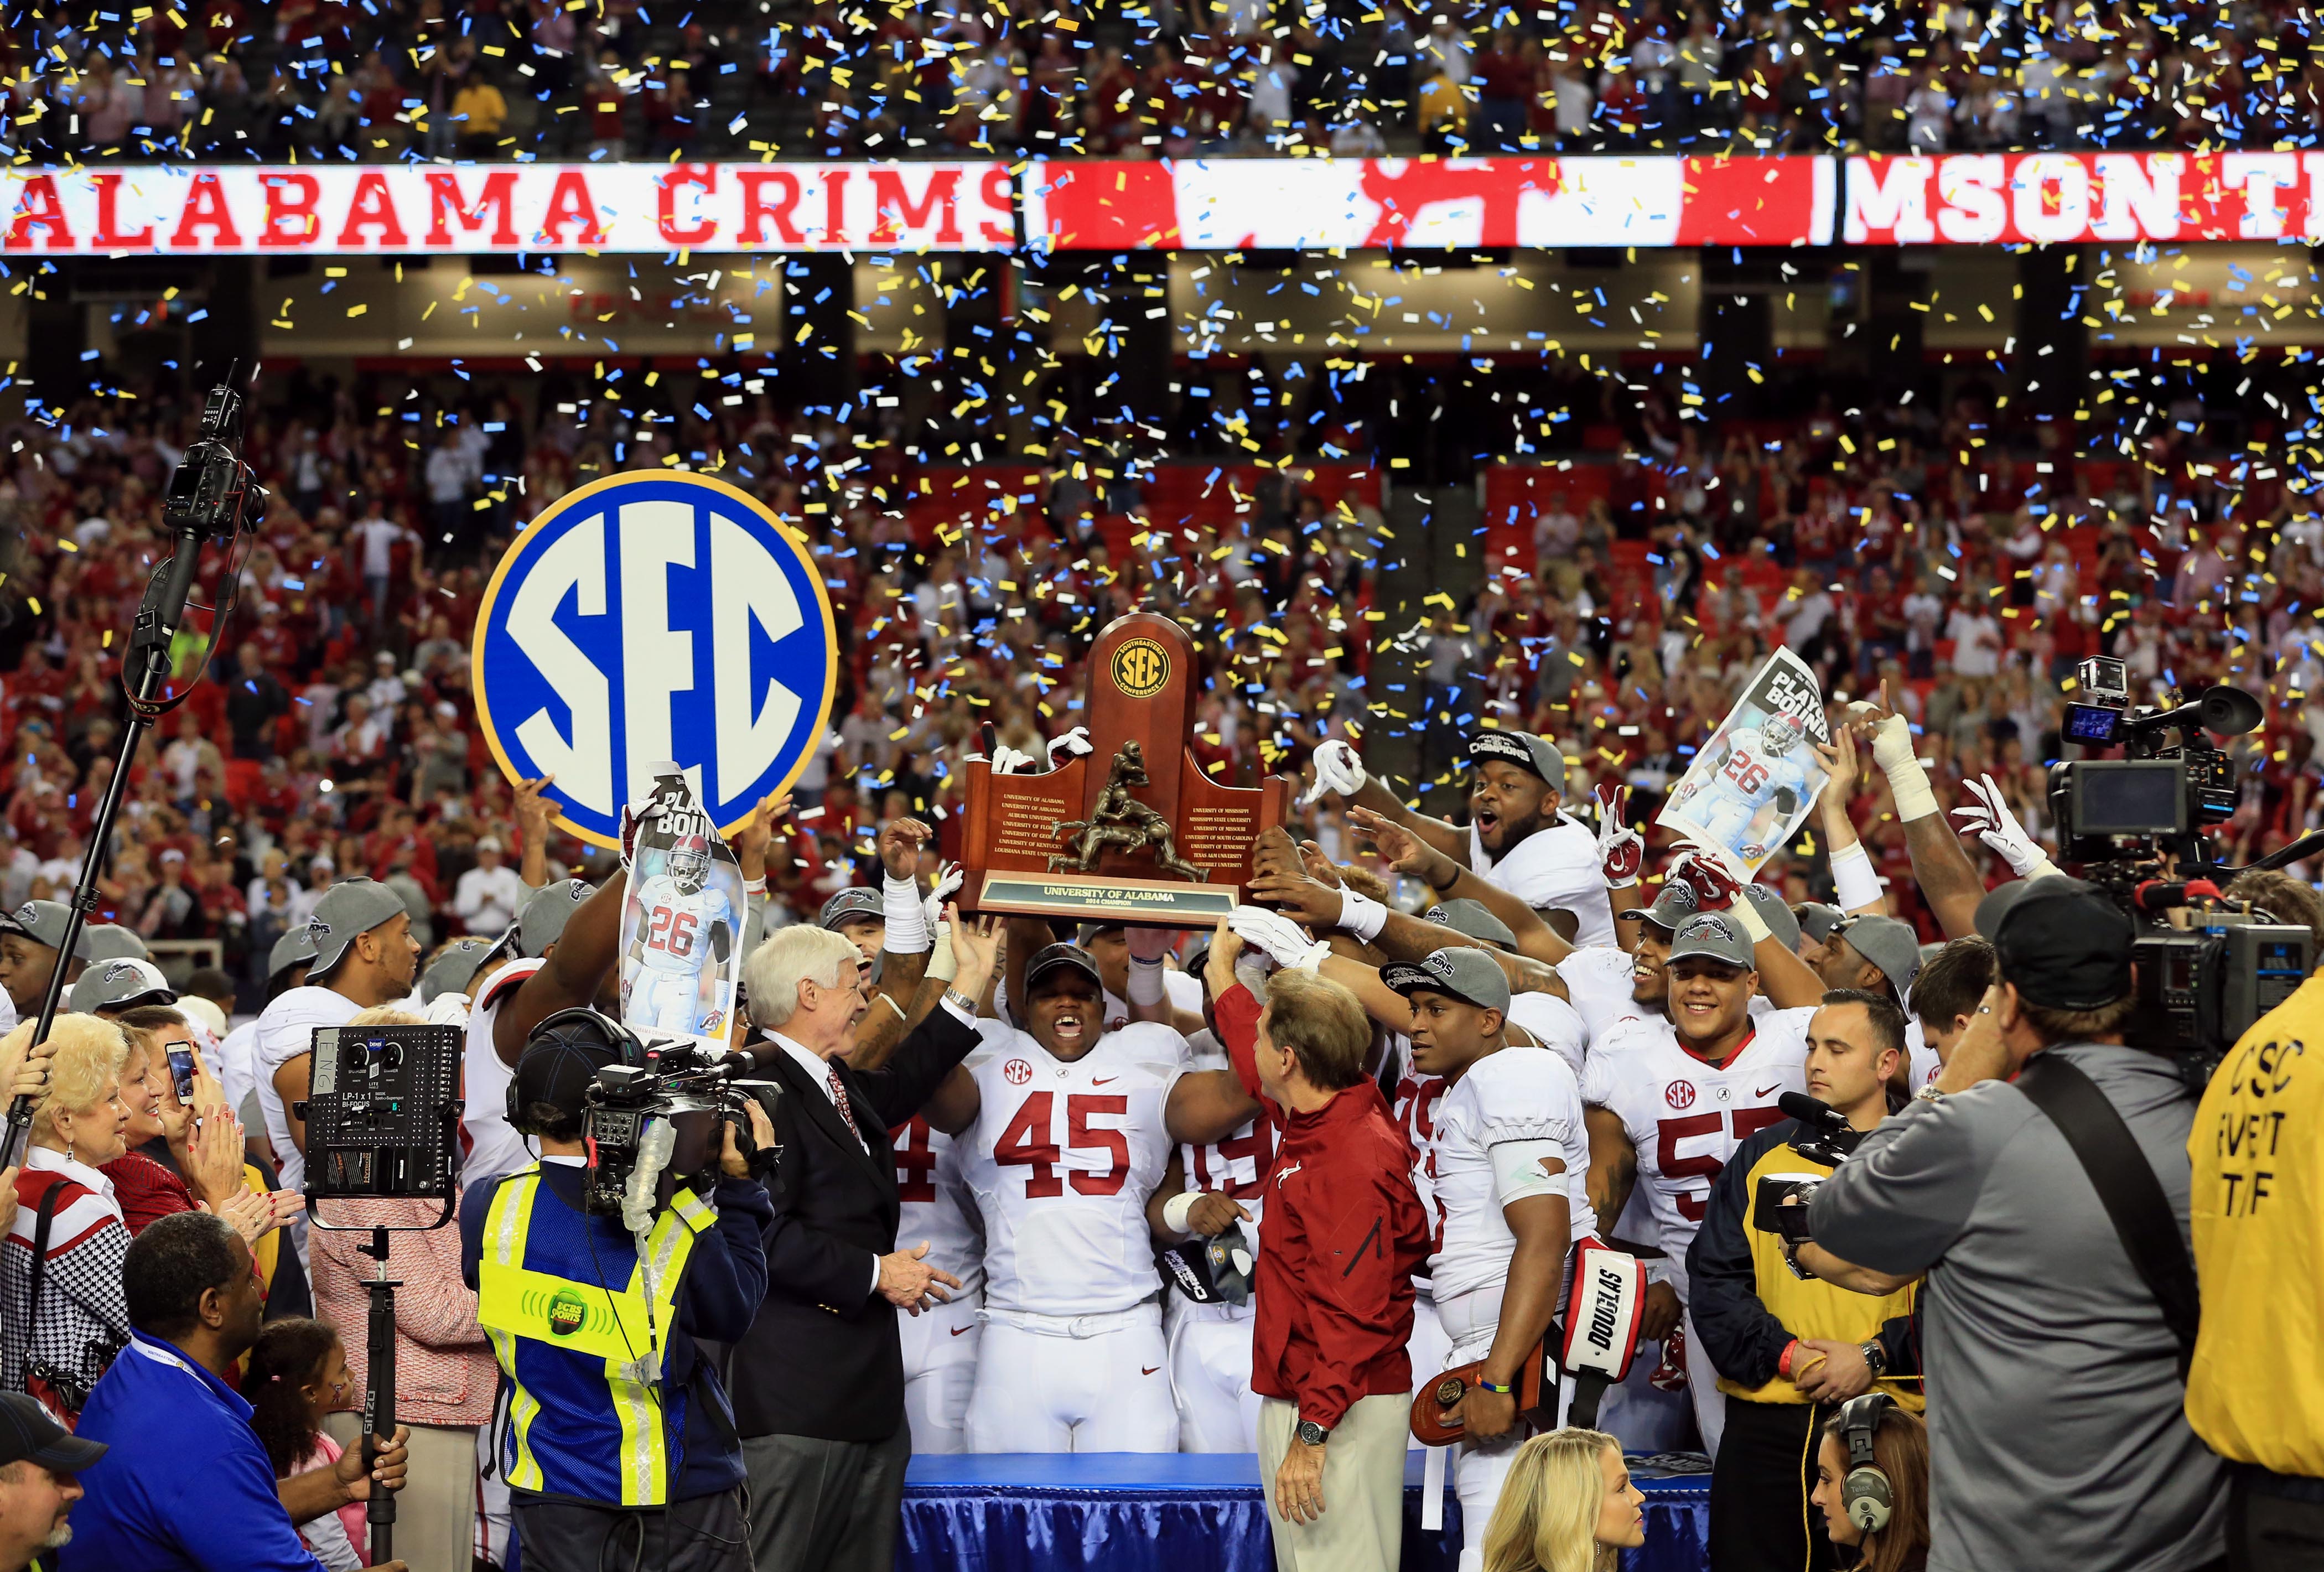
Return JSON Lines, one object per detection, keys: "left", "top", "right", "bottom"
{"left": 577, "top": 1033, "right": 782, "bottom": 1230}
{"left": 2050, "top": 657, "right": 2318, "bottom": 1066}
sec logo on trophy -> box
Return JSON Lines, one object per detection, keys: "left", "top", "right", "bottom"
{"left": 473, "top": 471, "right": 839, "bottom": 849}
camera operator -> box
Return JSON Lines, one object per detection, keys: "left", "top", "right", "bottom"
{"left": 460, "top": 1013, "right": 777, "bottom": 1572}
{"left": 1806, "top": 880, "right": 2227, "bottom": 1572}
{"left": 1689, "top": 990, "right": 1921, "bottom": 1572}
{"left": 2187, "top": 872, "right": 2324, "bottom": 1568}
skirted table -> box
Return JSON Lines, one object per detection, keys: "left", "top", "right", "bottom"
{"left": 898, "top": 1451, "right": 1711, "bottom": 1571}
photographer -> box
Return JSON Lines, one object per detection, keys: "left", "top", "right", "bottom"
{"left": 2187, "top": 872, "right": 2324, "bottom": 1567}
{"left": 1806, "top": 880, "right": 2227, "bottom": 1572}
{"left": 460, "top": 1013, "right": 776, "bottom": 1572}
{"left": 1688, "top": 990, "right": 1921, "bottom": 1572}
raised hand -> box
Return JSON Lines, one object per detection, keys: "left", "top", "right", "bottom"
{"left": 1300, "top": 738, "right": 1368, "bottom": 807}
{"left": 946, "top": 908, "right": 1002, "bottom": 992}
{"left": 1246, "top": 867, "right": 1346, "bottom": 933}
{"left": 514, "top": 774, "right": 557, "bottom": 844}
{"left": 619, "top": 797, "right": 665, "bottom": 869}
{"left": 1296, "top": 839, "right": 1345, "bottom": 890}
{"left": 1594, "top": 783, "right": 1643, "bottom": 888}
{"left": 920, "top": 862, "right": 964, "bottom": 931}
{"left": 1952, "top": 774, "right": 2052, "bottom": 877}
{"left": 1347, "top": 805, "right": 1428, "bottom": 874}
{"left": 1227, "top": 904, "right": 1332, "bottom": 972}
{"left": 876, "top": 817, "right": 933, "bottom": 882}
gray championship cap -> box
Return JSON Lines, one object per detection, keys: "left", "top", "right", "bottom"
{"left": 1466, "top": 729, "right": 1567, "bottom": 793}
{"left": 518, "top": 878, "right": 593, "bottom": 958}
{"left": 68, "top": 956, "right": 177, "bottom": 1014}
{"left": 1832, "top": 914, "right": 1924, "bottom": 1001}
{"left": 0, "top": 900, "right": 86, "bottom": 959}
{"left": 1618, "top": 880, "right": 1702, "bottom": 933}
{"left": 1741, "top": 885, "right": 1801, "bottom": 951}
{"left": 1423, "top": 899, "right": 1518, "bottom": 953}
{"left": 81, "top": 925, "right": 149, "bottom": 964}
{"left": 1664, "top": 911, "right": 1757, "bottom": 971}
{"left": 818, "top": 888, "right": 884, "bottom": 932}
{"left": 421, "top": 937, "right": 501, "bottom": 1007}
{"left": 1794, "top": 902, "right": 1846, "bottom": 946}
{"left": 1024, "top": 943, "right": 1103, "bottom": 995}
{"left": 1382, "top": 946, "right": 1513, "bottom": 1016}
{"left": 267, "top": 926, "right": 320, "bottom": 981}
{"left": 306, "top": 878, "right": 411, "bottom": 980}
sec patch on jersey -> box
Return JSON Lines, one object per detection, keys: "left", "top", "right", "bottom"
{"left": 473, "top": 470, "right": 840, "bottom": 849}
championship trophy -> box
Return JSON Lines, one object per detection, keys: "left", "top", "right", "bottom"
{"left": 960, "top": 612, "right": 1291, "bottom": 926}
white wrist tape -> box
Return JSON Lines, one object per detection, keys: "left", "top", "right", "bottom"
{"left": 925, "top": 921, "right": 959, "bottom": 983}
{"left": 1128, "top": 954, "right": 1168, "bottom": 1007}
{"left": 1163, "top": 1190, "right": 1202, "bottom": 1234}
{"left": 1337, "top": 886, "right": 1388, "bottom": 943}
{"left": 882, "top": 874, "right": 931, "bottom": 954}
{"left": 1829, "top": 842, "right": 1885, "bottom": 911}
{"left": 1489, "top": 1138, "right": 1567, "bottom": 1208}
{"left": 1732, "top": 892, "right": 1772, "bottom": 944}
{"left": 2023, "top": 853, "right": 2063, "bottom": 883}
{"left": 1870, "top": 715, "right": 1938, "bottom": 821}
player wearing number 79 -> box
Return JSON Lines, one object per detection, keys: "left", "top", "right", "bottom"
{"left": 626, "top": 835, "right": 735, "bottom": 1034}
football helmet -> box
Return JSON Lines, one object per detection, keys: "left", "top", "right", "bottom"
{"left": 668, "top": 835, "right": 712, "bottom": 894}
{"left": 1760, "top": 713, "right": 1805, "bottom": 756}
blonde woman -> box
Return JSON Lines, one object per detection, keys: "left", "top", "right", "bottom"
{"left": 0, "top": 1015, "right": 136, "bottom": 1420}
{"left": 1481, "top": 1428, "right": 1648, "bottom": 1572}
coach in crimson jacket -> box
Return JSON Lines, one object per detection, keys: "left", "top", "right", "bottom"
{"left": 727, "top": 917, "right": 997, "bottom": 1572}
{"left": 1168, "top": 951, "right": 1430, "bottom": 1572}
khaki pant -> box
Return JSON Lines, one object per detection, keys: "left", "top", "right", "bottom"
{"left": 324, "top": 1413, "right": 480, "bottom": 1568}
{"left": 1258, "top": 1394, "right": 1407, "bottom": 1572}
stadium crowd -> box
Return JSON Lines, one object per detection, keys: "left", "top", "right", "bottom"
{"left": 0, "top": 0, "right": 2312, "bottom": 165}
{"left": 0, "top": 354, "right": 2313, "bottom": 995}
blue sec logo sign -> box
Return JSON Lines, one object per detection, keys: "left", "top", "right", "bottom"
{"left": 473, "top": 472, "right": 838, "bottom": 849}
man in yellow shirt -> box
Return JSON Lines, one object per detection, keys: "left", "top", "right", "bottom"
{"left": 1689, "top": 989, "right": 1921, "bottom": 1572}
{"left": 2188, "top": 880, "right": 2324, "bottom": 1568}
{"left": 452, "top": 70, "right": 507, "bottom": 157}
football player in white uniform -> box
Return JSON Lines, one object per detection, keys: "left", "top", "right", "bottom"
{"left": 1671, "top": 713, "right": 1817, "bottom": 863}
{"left": 1810, "top": 912, "right": 1936, "bottom": 1087}
{"left": 1582, "top": 910, "right": 1818, "bottom": 1457}
{"left": 1303, "top": 730, "right": 1612, "bottom": 947}
{"left": 926, "top": 943, "right": 1186, "bottom": 1452}
{"left": 625, "top": 835, "right": 735, "bottom": 1035}
{"left": 1382, "top": 947, "right": 1591, "bottom": 1572}
{"left": 889, "top": 1107, "right": 987, "bottom": 1452}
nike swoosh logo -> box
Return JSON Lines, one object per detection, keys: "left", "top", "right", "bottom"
{"left": 1092, "top": 1077, "right": 1117, "bottom": 1086}
{"left": 950, "top": 1325, "right": 971, "bottom": 1337}
{"left": 1141, "top": 1366, "right": 1161, "bottom": 1376}
{"left": 1755, "top": 1084, "right": 1780, "bottom": 1097}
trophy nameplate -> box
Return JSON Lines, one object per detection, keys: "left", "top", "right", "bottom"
{"left": 961, "top": 612, "right": 1290, "bottom": 926}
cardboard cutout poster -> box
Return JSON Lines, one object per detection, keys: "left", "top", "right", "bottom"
{"left": 620, "top": 763, "right": 746, "bottom": 1056}
{"left": 1657, "top": 649, "right": 1834, "bottom": 876}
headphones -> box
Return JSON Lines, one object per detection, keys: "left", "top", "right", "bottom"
{"left": 1839, "top": 1392, "right": 1897, "bottom": 1535}
{"left": 504, "top": 1007, "right": 649, "bottom": 1127}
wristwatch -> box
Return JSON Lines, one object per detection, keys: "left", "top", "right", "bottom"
{"left": 1859, "top": 1338, "right": 1889, "bottom": 1379}
{"left": 1913, "top": 1082, "right": 1948, "bottom": 1106}
{"left": 943, "top": 986, "right": 977, "bottom": 1015}
{"left": 1295, "top": 1419, "right": 1330, "bottom": 1448}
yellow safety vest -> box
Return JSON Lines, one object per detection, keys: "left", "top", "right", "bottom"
{"left": 476, "top": 1166, "right": 718, "bottom": 1506}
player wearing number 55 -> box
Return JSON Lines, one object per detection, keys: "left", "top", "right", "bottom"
{"left": 725, "top": 914, "right": 1001, "bottom": 1572}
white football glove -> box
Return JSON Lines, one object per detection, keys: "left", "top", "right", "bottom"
{"left": 988, "top": 744, "right": 1038, "bottom": 775}
{"left": 1301, "top": 739, "right": 1368, "bottom": 807}
{"left": 1047, "top": 727, "right": 1093, "bottom": 764}
{"left": 1951, "top": 774, "right": 2060, "bottom": 879}
{"left": 921, "top": 861, "right": 964, "bottom": 932}
{"left": 424, "top": 992, "right": 473, "bottom": 1028}
{"left": 1228, "top": 904, "right": 1333, "bottom": 973}
{"left": 1594, "top": 783, "right": 1644, "bottom": 889}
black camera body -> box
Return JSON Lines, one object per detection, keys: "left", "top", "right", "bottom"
{"left": 299, "top": 1024, "right": 465, "bottom": 1201}
{"left": 580, "top": 1041, "right": 780, "bottom": 1220}
{"left": 2048, "top": 660, "right": 2313, "bottom": 1070}
{"left": 161, "top": 385, "right": 260, "bottom": 543}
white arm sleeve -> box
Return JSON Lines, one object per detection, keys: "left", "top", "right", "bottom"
{"left": 1490, "top": 1137, "right": 1570, "bottom": 1208}
{"left": 1829, "top": 842, "right": 1886, "bottom": 911}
